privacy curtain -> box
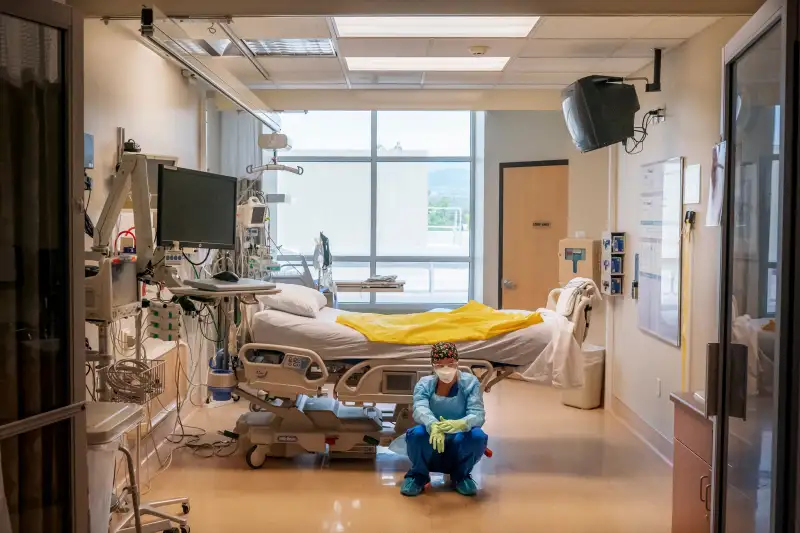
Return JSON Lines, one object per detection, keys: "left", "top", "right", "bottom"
{"left": 0, "top": 14, "right": 72, "bottom": 533}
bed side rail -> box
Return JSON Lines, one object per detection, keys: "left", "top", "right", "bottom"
{"left": 335, "top": 358, "right": 496, "bottom": 404}
{"left": 238, "top": 343, "right": 330, "bottom": 399}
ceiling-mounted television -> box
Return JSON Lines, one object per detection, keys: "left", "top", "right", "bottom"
{"left": 562, "top": 75, "right": 640, "bottom": 153}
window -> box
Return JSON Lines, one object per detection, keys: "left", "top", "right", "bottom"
{"left": 377, "top": 111, "right": 471, "bottom": 157}
{"left": 278, "top": 111, "right": 371, "bottom": 157}
{"left": 275, "top": 162, "right": 371, "bottom": 256}
{"left": 377, "top": 162, "right": 470, "bottom": 256}
{"left": 375, "top": 262, "right": 470, "bottom": 304}
{"left": 269, "top": 110, "right": 474, "bottom": 307}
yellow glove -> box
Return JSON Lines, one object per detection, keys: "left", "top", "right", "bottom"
{"left": 428, "top": 423, "right": 446, "bottom": 454}
{"left": 438, "top": 416, "right": 469, "bottom": 433}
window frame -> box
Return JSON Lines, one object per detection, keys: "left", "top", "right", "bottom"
{"left": 272, "top": 110, "right": 476, "bottom": 310}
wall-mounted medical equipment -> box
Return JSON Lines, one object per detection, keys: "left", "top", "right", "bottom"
{"left": 558, "top": 238, "right": 600, "bottom": 286}
{"left": 156, "top": 165, "right": 238, "bottom": 250}
{"left": 85, "top": 256, "right": 141, "bottom": 322}
{"left": 148, "top": 302, "right": 181, "bottom": 341}
{"left": 237, "top": 196, "right": 268, "bottom": 229}
{"left": 601, "top": 231, "right": 626, "bottom": 295}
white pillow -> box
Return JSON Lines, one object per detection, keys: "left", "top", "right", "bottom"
{"left": 257, "top": 283, "right": 327, "bottom": 318}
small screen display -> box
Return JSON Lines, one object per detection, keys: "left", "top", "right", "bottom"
{"left": 251, "top": 206, "right": 267, "bottom": 225}
{"left": 157, "top": 166, "right": 237, "bottom": 249}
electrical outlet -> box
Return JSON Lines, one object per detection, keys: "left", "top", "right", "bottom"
{"left": 656, "top": 378, "right": 662, "bottom": 398}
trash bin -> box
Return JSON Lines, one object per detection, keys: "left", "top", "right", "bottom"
{"left": 562, "top": 343, "right": 605, "bottom": 409}
{"left": 88, "top": 444, "right": 117, "bottom": 533}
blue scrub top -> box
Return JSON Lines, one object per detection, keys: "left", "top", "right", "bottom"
{"left": 412, "top": 372, "right": 486, "bottom": 431}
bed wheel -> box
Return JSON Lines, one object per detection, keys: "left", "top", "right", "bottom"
{"left": 246, "top": 445, "right": 267, "bottom": 469}
{"left": 249, "top": 402, "right": 263, "bottom": 412}
{"left": 232, "top": 394, "right": 240, "bottom": 402}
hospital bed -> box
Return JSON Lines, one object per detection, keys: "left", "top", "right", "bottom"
{"left": 230, "top": 286, "right": 596, "bottom": 468}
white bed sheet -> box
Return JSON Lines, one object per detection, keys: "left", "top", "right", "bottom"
{"left": 251, "top": 307, "right": 565, "bottom": 368}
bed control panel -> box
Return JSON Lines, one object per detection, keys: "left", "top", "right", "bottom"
{"left": 283, "top": 354, "right": 312, "bottom": 373}
{"left": 381, "top": 371, "right": 417, "bottom": 394}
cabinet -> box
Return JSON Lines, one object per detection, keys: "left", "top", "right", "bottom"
{"left": 671, "top": 393, "right": 713, "bottom": 533}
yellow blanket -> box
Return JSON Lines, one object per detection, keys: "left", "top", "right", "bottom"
{"left": 335, "top": 300, "right": 543, "bottom": 345}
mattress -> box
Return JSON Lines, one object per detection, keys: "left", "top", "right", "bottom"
{"left": 250, "top": 307, "right": 563, "bottom": 367}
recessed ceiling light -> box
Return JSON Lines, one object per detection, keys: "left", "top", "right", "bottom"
{"left": 244, "top": 39, "right": 336, "bottom": 57}
{"left": 334, "top": 17, "right": 540, "bottom": 38}
{"left": 345, "top": 57, "right": 510, "bottom": 72}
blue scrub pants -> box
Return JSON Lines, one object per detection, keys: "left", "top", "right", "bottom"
{"left": 405, "top": 424, "right": 488, "bottom": 483}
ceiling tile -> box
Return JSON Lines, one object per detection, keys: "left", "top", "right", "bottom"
{"left": 519, "top": 39, "right": 626, "bottom": 58}
{"left": 612, "top": 39, "right": 685, "bottom": 57}
{"left": 501, "top": 72, "right": 590, "bottom": 85}
{"left": 337, "top": 38, "right": 430, "bottom": 57}
{"left": 174, "top": 19, "right": 220, "bottom": 40}
{"left": 227, "top": 17, "right": 331, "bottom": 39}
{"left": 424, "top": 72, "right": 502, "bottom": 84}
{"left": 427, "top": 38, "right": 526, "bottom": 57}
{"left": 531, "top": 17, "right": 655, "bottom": 39}
{"left": 597, "top": 57, "right": 653, "bottom": 72}
{"left": 635, "top": 17, "right": 719, "bottom": 39}
{"left": 498, "top": 83, "right": 568, "bottom": 90}
{"left": 509, "top": 57, "right": 610, "bottom": 73}
{"left": 257, "top": 57, "right": 342, "bottom": 73}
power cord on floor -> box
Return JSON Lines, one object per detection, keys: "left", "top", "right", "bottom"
{"left": 137, "top": 315, "right": 239, "bottom": 496}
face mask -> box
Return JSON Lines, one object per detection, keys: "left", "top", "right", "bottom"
{"left": 435, "top": 367, "right": 457, "bottom": 383}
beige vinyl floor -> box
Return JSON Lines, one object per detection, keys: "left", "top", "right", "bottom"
{"left": 141, "top": 381, "right": 672, "bottom": 533}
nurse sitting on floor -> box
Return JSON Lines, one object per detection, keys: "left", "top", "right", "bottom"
{"left": 400, "top": 341, "right": 488, "bottom": 497}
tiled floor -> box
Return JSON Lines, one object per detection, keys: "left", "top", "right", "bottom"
{"left": 141, "top": 381, "right": 672, "bottom": 533}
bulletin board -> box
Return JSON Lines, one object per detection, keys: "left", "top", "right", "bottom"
{"left": 637, "top": 157, "right": 683, "bottom": 346}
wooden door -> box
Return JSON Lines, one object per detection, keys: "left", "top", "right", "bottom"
{"left": 499, "top": 161, "right": 568, "bottom": 310}
{"left": 673, "top": 441, "right": 712, "bottom": 533}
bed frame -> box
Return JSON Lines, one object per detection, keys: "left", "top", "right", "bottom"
{"left": 230, "top": 288, "right": 595, "bottom": 468}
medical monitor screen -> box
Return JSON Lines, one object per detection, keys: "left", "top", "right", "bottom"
{"left": 157, "top": 166, "right": 237, "bottom": 250}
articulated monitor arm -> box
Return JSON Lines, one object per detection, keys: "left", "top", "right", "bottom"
{"left": 91, "top": 152, "right": 180, "bottom": 287}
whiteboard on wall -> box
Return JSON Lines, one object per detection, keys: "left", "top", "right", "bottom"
{"left": 637, "top": 157, "right": 683, "bottom": 346}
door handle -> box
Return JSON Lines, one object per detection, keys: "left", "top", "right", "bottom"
{"left": 700, "top": 475, "right": 709, "bottom": 501}
{"left": 502, "top": 279, "right": 516, "bottom": 289}
{"left": 705, "top": 342, "right": 747, "bottom": 420}
{"left": 705, "top": 343, "right": 719, "bottom": 418}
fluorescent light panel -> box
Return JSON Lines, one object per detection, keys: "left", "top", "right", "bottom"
{"left": 345, "top": 56, "right": 510, "bottom": 72}
{"left": 334, "top": 16, "right": 540, "bottom": 38}
{"left": 244, "top": 39, "right": 336, "bottom": 57}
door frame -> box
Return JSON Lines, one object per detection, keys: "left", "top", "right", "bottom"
{"left": 497, "top": 159, "right": 569, "bottom": 308}
{"left": 712, "top": 0, "right": 800, "bottom": 531}
{"left": 0, "top": 1, "right": 87, "bottom": 532}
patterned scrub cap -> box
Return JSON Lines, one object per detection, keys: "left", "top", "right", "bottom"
{"left": 431, "top": 342, "right": 459, "bottom": 362}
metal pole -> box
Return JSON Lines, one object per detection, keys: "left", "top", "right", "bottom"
{"left": 136, "top": 424, "right": 141, "bottom": 494}
{"left": 135, "top": 310, "right": 142, "bottom": 360}
{"left": 97, "top": 323, "right": 111, "bottom": 401}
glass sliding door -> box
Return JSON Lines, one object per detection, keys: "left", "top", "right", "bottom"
{"left": 0, "top": 2, "right": 86, "bottom": 532}
{"left": 712, "top": 0, "right": 800, "bottom": 531}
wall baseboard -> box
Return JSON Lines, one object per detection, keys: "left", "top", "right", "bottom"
{"left": 611, "top": 395, "right": 673, "bottom": 465}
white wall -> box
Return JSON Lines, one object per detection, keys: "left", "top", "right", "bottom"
{"left": 482, "top": 111, "right": 608, "bottom": 344}
{"left": 611, "top": 17, "right": 747, "bottom": 441}
{"left": 83, "top": 19, "right": 202, "bottom": 373}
